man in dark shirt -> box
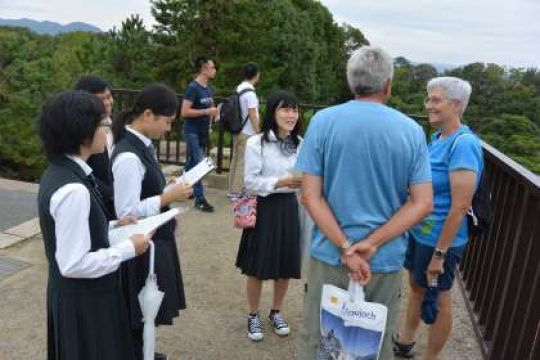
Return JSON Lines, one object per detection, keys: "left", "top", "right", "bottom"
{"left": 74, "top": 75, "right": 116, "bottom": 219}
{"left": 181, "top": 56, "right": 218, "bottom": 212}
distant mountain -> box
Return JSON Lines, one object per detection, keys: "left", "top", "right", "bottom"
{"left": 429, "top": 62, "right": 458, "bottom": 74}
{"left": 410, "top": 60, "right": 457, "bottom": 74}
{"left": 0, "top": 18, "right": 102, "bottom": 35}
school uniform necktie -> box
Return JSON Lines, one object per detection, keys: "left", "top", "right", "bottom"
{"left": 86, "top": 173, "right": 104, "bottom": 200}
{"left": 148, "top": 143, "right": 158, "bottom": 163}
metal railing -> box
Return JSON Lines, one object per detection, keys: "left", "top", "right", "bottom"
{"left": 112, "top": 89, "right": 324, "bottom": 173}
{"left": 458, "top": 142, "right": 540, "bottom": 360}
{"left": 112, "top": 89, "right": 540, "bottom": 359}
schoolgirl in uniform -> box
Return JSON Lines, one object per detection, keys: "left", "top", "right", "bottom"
{"left": 37, "top": 91, "right": 151, "bottom": 360}
{"left": 236, "top": 90, "right": 303, "bottom": 342}
{"left": 111, "top": 84, "right": 192, "bottom": 360}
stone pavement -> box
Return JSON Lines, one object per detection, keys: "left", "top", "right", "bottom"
{"left": 0, "top": 180, "right": 483, "bottom": 360}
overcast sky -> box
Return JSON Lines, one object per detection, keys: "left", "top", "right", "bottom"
{"left": 1, "top": 0, "right": 539, "bottom": 68}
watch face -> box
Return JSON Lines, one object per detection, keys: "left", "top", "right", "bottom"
{"left": 434, "top": 250, "right": 444, "bottom": 257}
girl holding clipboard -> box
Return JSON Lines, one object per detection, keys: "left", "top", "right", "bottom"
{"left": 111, "top": 84, "right": 192, "bottom": 360}
{"left": 37, "top": 91, "right": 151, "bottom": 360}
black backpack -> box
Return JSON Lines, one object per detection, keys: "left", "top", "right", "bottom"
{"left": 450, "top": 134, "right": 492, "bottom": 236}
{"left": 220, "top": 88, "right": 254, "bottom": 134}
{"left": 468, "top": 166, "right": 492, "bottom": 236}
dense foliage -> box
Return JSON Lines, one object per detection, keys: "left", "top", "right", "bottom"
{"left": 0, "top": 0, "right": 538, "bottom": 179}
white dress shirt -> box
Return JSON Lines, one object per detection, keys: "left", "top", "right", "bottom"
{"left": 112, "top": 126, "right": 161, "bottom": 218}
{"left": 51, "top": 155, "right": 135, "bottom": 278}
{"left": 236, "top": 81, "right": 259, "bottom": 136}
{"left": 244, "top": 131, "right": 301, "bottom": 197}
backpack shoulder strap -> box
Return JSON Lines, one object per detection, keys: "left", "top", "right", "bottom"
{"left": 237, "top": 88, "right": 255, "bottom": 125}
{"left": 450, "top": 133, "right": 475, "bottom": 155}
{"left": 237, "top": 88, "right": 255, "bottom": 96}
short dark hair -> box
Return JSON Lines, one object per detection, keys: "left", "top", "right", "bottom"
{"left": 194, "top": 56, "right": 212, "bottom": 73}
{"left": 261, "top": 90, "right": 301, "bottom": 147}
{"left": 242, "top": 62, "right": 260, "bottom": 80}
{"left": 113, "top": 83, "right": 179, "bottom": 142}
{"left": 38, "top": 91, "right": 106, "bottom": 159}
{"left": 74, "top": 75, "right": 110, "bottom": 94}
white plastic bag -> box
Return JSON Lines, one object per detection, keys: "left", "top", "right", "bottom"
{"left": 319, "top": 281, "right": 388, "bottom": 360}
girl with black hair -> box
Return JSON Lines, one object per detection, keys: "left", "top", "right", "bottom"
{"left": 37, "top": 90, "right": 151, "bottom": 360}
{"left": 111, "top": 84, "right": 192, "bottom": 360}
{"left": 235, "top": 90, "right": 303, "bottom": 342}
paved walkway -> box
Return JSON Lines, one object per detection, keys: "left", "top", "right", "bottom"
{"left": 0, "top": 178, "right": 38, "bottom": 231}
{"left": 0, "top": 180, "right": 483, "bottom": 360}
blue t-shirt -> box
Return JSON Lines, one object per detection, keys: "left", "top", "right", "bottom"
{"left": 295, "top": 100, "right": 432, "bottom": 272}
{"left": 182, "top": 81, "right": 214, "bottom": 134}
{"left": 411, "top": 125, "right": 483, "bottom": 248}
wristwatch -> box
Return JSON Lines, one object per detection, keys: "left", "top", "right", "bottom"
{"left": 339, "top": 238, "right": 354, "bottom": 253}
{"left": 433, "top": 248, "right": 447, "bottom": 258}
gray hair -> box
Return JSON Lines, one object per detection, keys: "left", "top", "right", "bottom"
{"left": 346, "top": 46, "right": 394, "bottom": 96}
{"left": 427, "top": 77, "right": 472, "bottom": 115}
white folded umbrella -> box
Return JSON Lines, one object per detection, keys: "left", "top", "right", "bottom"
{"left": 138, "top": 241, "right": 164, "bottom": 360}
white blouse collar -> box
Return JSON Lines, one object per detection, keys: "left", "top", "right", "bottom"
{"left": 126, "top": 126, "right": 152, "bottom": 147}
{"left": 65, "top": 155, "right": 92, "bottom": 176}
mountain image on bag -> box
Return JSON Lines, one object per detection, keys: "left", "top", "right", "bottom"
{"left": 319, "top": 283, "right": 387, "bottom": 360}
{"left": 219, "top": 88, "right": 254, "bottom": 134}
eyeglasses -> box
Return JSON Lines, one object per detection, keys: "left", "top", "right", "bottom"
{"left": 424, "top": 96, "right": 447, "bottom": 105}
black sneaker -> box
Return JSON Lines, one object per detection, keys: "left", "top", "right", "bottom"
{"left": 268, "top": 311, "right": 290, "bottom": 336}
{"left": 194, "top": 197, "right": 215, "bottom": 213}
{"left": 392, "top": 333, "right": 415, "bottom": 358}
{"left": 247, "top": 314, "right": 264, "bottom": 341}
{"left": 154, "top": 352, "right": 168, "bottom": 360}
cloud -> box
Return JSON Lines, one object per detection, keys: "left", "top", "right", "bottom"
{"left": 1, "top": 0, "right": 537, "bottom": 67}
{"left": 322, "top": 0, "right": 540, "bottom": 67}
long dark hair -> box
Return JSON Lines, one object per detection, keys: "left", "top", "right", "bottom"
{"left": 261, "top": 90, "right": 301, "bottom": 147}
{"left": 112, "top": 84, "right": 179, "bottom": 142}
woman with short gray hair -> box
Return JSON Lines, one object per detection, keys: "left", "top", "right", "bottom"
{"left": 394, "top": 77, "right": 483, "bottom": 359}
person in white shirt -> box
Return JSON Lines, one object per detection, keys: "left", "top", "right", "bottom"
{"left": 235, "top": 90, "right": 303, "bottom": 342}
{"left": 111, "top": 84, "right": 192, "bottom": 360}
{"left": 228, "top": 62, "right": 261, "bottom": 197}
{"left": 37, "top": 91, "right": 151, "bottom": 360}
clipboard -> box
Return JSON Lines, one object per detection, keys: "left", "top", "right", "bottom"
{"left": 177, "top": 157, "right": 216, "bottom": 185}
{"left": 108, "top": 208, "right": 180, "bottom": 246}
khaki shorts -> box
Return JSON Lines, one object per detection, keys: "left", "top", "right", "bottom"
{"left": 228, "top": 132, "right": 250, "bottom": 194}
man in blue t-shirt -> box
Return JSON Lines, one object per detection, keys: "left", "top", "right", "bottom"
{"left": 181, "top": 56, "right": 218, "bottom": 212}
{"left": 295, "top": 46, "right": 433, "bottom": 360}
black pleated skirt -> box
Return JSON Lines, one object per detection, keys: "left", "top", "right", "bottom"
{"left": 47, "top": 282, "right": 136, "bottom": 360}
{"left": 236, "top": 193, "right": 301, "bottom": 280}
{"left": 121, "top": 219, "right": 186, "bottom": 328}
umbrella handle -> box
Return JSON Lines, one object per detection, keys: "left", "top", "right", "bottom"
{"left": 148, "top": 241, "right": 155, "bottom": 276}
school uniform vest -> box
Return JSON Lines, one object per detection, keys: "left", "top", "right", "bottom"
{"left": 38, "top": 157, "right": 117, "bottom": 292}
